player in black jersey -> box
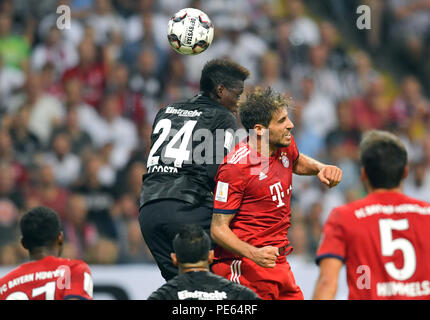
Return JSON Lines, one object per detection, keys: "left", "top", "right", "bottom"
{"left": 139, "top": 59, "right": 250, "bottom": 281}
{"left": 147, "top": 224, "right": 259, "bottom": 300}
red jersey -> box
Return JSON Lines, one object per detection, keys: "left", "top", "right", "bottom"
{"left": 213, "top": 136, "right": 299, "bottom": 260}
{"left": 317, "top": 191, "right": 430, "bottom": 299}
{"left": 0, "top": 256, "right": 93, "bottom": 300}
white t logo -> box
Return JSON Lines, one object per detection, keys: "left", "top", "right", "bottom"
{"left": 270, "top": 182, "right": 285, "bottom": 208}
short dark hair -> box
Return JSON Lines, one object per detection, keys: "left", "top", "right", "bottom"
{"left": 239, "top": 87, "right": 289, "bottom": 130}
{"left": 200, "top": 59, "right": 250, "bottom": 96}
{"left": 20, "top": 207, "right": 61, "bottom": 251}
{"left": 360, "top": 130, "right": 407, "bottom": 189}
{"left": 172, "top": 224, "right": 210, "bottom": 264}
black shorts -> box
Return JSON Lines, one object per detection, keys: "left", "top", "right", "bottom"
{"left": 139, "top": 199, "right": 213, "bottom": 281}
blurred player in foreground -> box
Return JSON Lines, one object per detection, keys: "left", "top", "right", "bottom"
{"left": 148, "top": 224, "right": 259, "bottom": 300}
{"left": 210, "top": 87, "right": 342, "bottom": 300}
{"left": 313, "top": 130, "right": 430, "bottom": 300}
{"left": 0, "top": 206, "right": 93, "bottom": 300}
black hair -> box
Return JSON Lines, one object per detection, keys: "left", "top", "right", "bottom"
{"left": 172, "top": 224, "right": 210, "bottom": 264}
{"left": 360, "top": 130, "right": 407, "bottom": 189}
{"left": 200, "top": 59, "right": 250, "bottom": 96}
{"left": 239, "top": 87, "right": 289, "bottom": 130}
{"left": 20, "top": 206, "right": 61, "bottom": 252}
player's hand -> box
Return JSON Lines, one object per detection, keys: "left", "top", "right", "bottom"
{"left": 317, "top": 165, "right": 342, "bottom": 188}
{"left": 250, "top": 246, "right": 279, "bottom": 268}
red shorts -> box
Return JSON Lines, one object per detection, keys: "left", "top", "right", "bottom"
{"left": 211, "top": 256, "right": 304, "bottom": 300}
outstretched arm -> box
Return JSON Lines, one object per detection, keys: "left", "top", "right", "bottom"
{"left": 293, "top": 153, "right": 342, "bottom": 188}
{"left": 211, "top": 213, "right": 279, "bottom": 268}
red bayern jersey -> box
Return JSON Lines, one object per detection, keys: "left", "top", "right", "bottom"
{"left": 316, "top": 191, "right": 430, "bottom": 299}
{"left": 213, "top": 136, "right": 299, "bottom": 260}
{"left": 0, "top": 256, "right": 93, "bottom": 300}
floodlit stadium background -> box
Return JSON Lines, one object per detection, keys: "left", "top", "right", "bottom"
{"left": 0, "top": 0, "right": 429, "bottom": 299}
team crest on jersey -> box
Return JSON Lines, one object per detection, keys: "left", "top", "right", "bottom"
{"left": 280, "top": 152, "right": 289, "bottom": 168}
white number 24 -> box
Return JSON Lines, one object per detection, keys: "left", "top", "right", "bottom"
{"left": 147, "top": 119, "right": 197, "bottom": 168}
{"left": 379, "top": 218, "right": 416, "bottom": 281}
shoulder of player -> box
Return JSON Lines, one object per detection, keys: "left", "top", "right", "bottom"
{"left": 54, "top": 257, "right": 91, "bottom": 272}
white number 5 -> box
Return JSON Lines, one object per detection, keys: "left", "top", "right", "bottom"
{"left": 379, "top": 218, "right": 416, "bottom": 281}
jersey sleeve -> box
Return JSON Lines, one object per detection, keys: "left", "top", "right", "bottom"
{"left": 315, "top": 208, "right": 346, "bottom": 265}
{"left": 64, "top": 262, "right": 93, "bottom": 300}
{"left": 287, "top": 134, "right": 299, "bottom": 163}
{"left": 213, "top": 163, "right": 246, "bottom": 215}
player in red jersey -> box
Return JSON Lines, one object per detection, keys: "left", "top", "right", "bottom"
{"left": 210, "top": 87, "right": 342, "bottom": 300}
{"left": 0, "top": 206, "right": 93, "bottom": 300}
{"left": 313, "top": 130, "right": 430, "bottom": 300}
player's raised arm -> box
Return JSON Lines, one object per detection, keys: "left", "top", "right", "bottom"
{"left": 210, "top": 213, "right": 279, "bottom": 268}
{"left": 293, "top": 153, "right": 342, "bottom": 188}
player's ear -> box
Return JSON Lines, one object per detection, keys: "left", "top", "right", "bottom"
{"left": 170, "top": 253, "right": 178, "bottom": 267}
{"left": 21, "top": 237, "right": 28, "bottom": 250}
{"left": 57, "top": 231, "right": 64, "bottom": 246}
{"left": 216, "top": 84, "right": 224, "bottom": 99}
{"left": 253, "top": 124, "right": 265, "bottom": 136}
{"left": 208, "top": 250, "right": 214, "bottom": 264}
{"left": 402, "top": 164, "right": 409, "bottom": 180}
{"left": 360, "top": 167, "right": 367, "bottom": 182}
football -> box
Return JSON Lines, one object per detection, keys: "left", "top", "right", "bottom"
{"left": 167, "top": 8, "right": 214, "bottom": 55}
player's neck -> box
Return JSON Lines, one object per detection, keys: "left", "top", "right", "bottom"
{"left": 369, "top": 186, "right": 403, "bottom": 194}
{"left": 29, "top": 248, "right": 59, "bottom": 261}
{"left": 178, "top": 262, "right": 210, "bottom": 274}
{"left": 249, "top": 136, "right": 275, "bottom": 157}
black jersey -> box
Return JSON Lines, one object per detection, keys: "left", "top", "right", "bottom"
{"left": 140, "top": 93, "right": 239, "bottom": 208}
{"left": 147, "top": 271, "right": 260, "bottom": 300}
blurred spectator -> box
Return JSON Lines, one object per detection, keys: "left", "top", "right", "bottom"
{"left": 319, "top": 20, "right": 350, "bottom": 72}
{"left": 26, "top": 163, "right": 70, "bottom": 219}
{"left": 0, "top": 55, "right": 25, "bottom": 112}
{"left": 390, "top": 75, "right": 430, "bottom": 142}
{"left": 291, "top": 44, "right": 343, "bottom": 101}
{"left": 89, "top": 94, "right": 138, "bottom": 170}
{"left": 349, "top": 75, "right": 391, "bottom": 131}
{"left": 74, "top": 153, "right": 117, "bottom": 239}
{"left": 403, "top": 161, "right": 430, "bottom": 203}
{"left": 62, "top": 37, "right": 106, "bottom": 109}
{"left": 106, "top": 62, "right": 147, "bottom": 126}
{"left": 86, "top": 0, "right": 125, "bottom": 46}
{"left": 51, "top": 107, "right": 93, "bottom": 157}
{"left": 8, "top": 105, "right": 41, "bottom": 167}
{"left": 128, "top": 49, "right": 162, "bottom": 123}
{"left": 0, "top": 128, "right": 28, "bottom": 187}
{"left": 43, "top": 132, "right": 81, "bottom": 187}
{"left": 117, "top": 220, "right": 154, "bottom": 263}
{"left": 0, "top": 161, "right": 25, "bottom": 211}
{"left": 258, "top": 50, "right": 289, "bottom": 94}
{"left": 304, "top": 202, "right": 323, "bottom": 257}
{"left": 86, "top": 237, "right": 119, "bottom": 264}
{"left": 62, "top": 193, "right": 99, "bottom": 260}
{"left": 13, "top": 73, "right": 64, "bottom": 147}
{"left": 124, "top": 0, "right": 169, "bottom": 51}
{"left": 287, "top": 0, "right": 320, "bottom": 47}
{"left": 62, "top": 77, "right": 104, "bottom": 143}
{"left": 343, "top": 50, "right": 380, "bottom": 99}
{"left": 0, "top": 13, "right": 30, "bottom": 71}
{"left": 31, "top": 25, "right": 79, "bottom": 77}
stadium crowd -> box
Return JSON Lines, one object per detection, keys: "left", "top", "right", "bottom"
{"left": 0, "top": 0, "right": 430, "bottom": 266}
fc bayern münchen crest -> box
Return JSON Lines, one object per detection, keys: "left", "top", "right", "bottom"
{"left": 281, "top": 152, "right": 289, "bottom": 168}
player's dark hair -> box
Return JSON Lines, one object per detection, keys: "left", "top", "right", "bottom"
{"left": 172, "top": 224, "right": 211, "bottom": 263}
{"left": 360, "top": 130, "right": 407, "bottom": 189}
{"left": 200, "top": 59, "right": 250, "bottom": 96}
{"left": 20, "top": 206, "right": 61, "bottom": 252}
{"left": 239, "top": 87, "right": 289, "bottom": 130}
